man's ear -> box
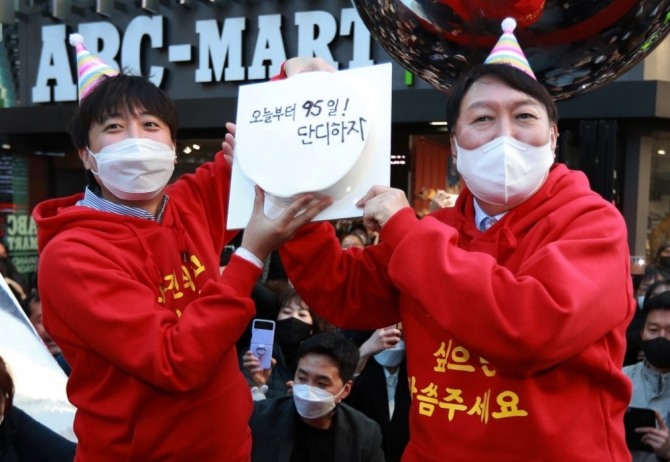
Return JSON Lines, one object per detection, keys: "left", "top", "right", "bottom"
{"left": 78, "top": 148, "right": 94, "bottom": 171}
{"left": 338, "top": 380, "right": 353, "bottom": 402}
{"left": 550, "top": 124, "right": 559, "bottom": 154}
{"left": 449, "top": 135, "right": 458, "bottom": 167}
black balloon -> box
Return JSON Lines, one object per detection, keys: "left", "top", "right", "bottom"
{"left": 351, "top": 0, "right": 670, "bottom": 100}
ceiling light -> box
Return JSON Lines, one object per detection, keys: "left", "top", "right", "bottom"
{"left": 659, "top": 149, "right": 666, "bottom": 155}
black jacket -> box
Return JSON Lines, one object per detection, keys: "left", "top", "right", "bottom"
{"left": 0, "top": 406, "right": 76, "bottom": 462}
{"left": 345, "top": 359, "right": 410, "bottom": 462}
{"left": 250, "top": 396, "right": 385, "bottom": 462}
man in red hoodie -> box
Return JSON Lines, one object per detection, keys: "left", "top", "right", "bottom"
{"left": 32, "top": 36, "right": 327, "bottom": 461}
{"left": 247, "top": 19, "right": 636, "bottom": 462}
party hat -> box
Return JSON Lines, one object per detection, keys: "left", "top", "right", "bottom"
{"left": 484, "top": 17, "right": 536, "bottom": 79}
{"left": 69, "top": 33, "right": 119, "bottom": 101}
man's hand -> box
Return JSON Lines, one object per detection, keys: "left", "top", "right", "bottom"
{"left": 240, "top": 187, "right": 333, "bottom": 263}
{"left": 359, "top": 326, "right": 403, "bottom": 359}
{"left": 354, "top": 325, "right": 403, "bottom": 375}
{"left": 356, "top": 185, "right": 410, "bottom": 232}
{"left": 284, "top": 57, "right": 336, "bottom": 76}
{"left": 221, "top": 122, "right": 236, "bottom": 166}
{"left": 638, "top": 411, "right": 670, "bottom": 456}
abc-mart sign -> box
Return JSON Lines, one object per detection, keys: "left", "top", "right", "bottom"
{"left": 28, "top": 4, "right": 386, "bottom": 105}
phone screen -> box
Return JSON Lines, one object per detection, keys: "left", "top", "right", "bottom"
{"left": 624, "top": 407, "right": 656, "bottom": 452}
{"left": 250, "top": 319, "right": 275, "bottom": 370}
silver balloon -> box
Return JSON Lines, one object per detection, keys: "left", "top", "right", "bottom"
{"left": 352, "top": 0, "right": 670, "bottom": 100}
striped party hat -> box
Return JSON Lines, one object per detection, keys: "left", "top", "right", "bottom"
{"left": 69, "top": 33, "right": 119, "bottom": 102}
{"left": 484, "top": 17, "right": 536, "bottom": 80}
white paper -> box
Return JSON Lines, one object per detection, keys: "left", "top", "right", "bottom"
{"left": 228, "top": 63, "right": 392, "bottom": 229}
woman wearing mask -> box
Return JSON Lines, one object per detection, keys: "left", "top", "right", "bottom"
{"left": 242, "top": 285, "right": 335, "bottom": 399}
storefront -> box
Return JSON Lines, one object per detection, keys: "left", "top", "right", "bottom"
{"left": 1, "top": 0, "right": 670, "bottom": 285}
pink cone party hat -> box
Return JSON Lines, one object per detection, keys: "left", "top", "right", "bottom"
{"left": 484, "top": 17, "right": 536, "bottom": 80}
{"left": 69, "top": 33, "right": 119, "bottom": 101}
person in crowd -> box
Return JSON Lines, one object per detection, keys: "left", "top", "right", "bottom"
{"left": 0, "top": 355, "right": 76, "bottom": 461}
{"left": 249, "top": 331, "right": 385, "bottom": 462}
{"left": 346, "top": 325, "right": 410, "bottom": 462}
{"left": 0, "top": 242, "right": 27, "bottom": 296}
{"left": 623, "top": 290, "right": 670, "bottom": 461}
{"left": 235, "top": 18, "right": 635, "bottom": 461}
{"left": 335, "top": 220, "right": 376, "bottom": 248}
{"left": 637, "top": 244, "right": 670, "bottom": 300}
{"left": 32, "top": 35, "right": 328, "bottom": 461}
{"left": 340, "top": 231, "right": 366, "bottom": 250}
{"left": 20, "top": 291, "right": 70, "bottom": 375}
{"left": 242, "top": 285, "right": 335, "bottom": 399}
{"left": 625, "top": 280, "right": 670, "bottom": 366}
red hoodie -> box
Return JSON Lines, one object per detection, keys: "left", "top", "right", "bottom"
{"left": 34, "top": 152, "right": 256, "bottom": 461}
{"left": 280, "top": 164, "right": 635, "bottom": 461}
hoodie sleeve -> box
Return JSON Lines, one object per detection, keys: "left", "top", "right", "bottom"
{"left": 279, "top": 221, "right": 402, "bottom": 330}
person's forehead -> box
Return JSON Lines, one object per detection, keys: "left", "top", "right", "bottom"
{"left": 461, "top": 77, "right": 543, "bottom": 110}
{"left": 297, "top": 353, "right": 341, "bottom": 379}
{"left": 283, "top": 299, "right": 309, "bottom": 311}
{"left": 96, "top": 107, "right": 157, "bottom": 123}
{"left": 646, "top": 309, "right": 670, "bottom": 325}
{"left": 30, "top": 299, "right": 42, "bottom": 312}
{"left": 343, "top": 234, "right": 363, "bottom": 244}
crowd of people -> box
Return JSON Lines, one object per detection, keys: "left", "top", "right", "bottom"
{"left": 3, "top": 17, "right": 668, "bottom": 462}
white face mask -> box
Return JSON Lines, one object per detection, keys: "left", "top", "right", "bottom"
{"left": 88, "top": 138, "right": 176, "bottom": 201}
{"left": 374, "top": 340, "right": 406, "bottom": 367}
{"left": 455, "top": 135, "right": 554, "bottom": 206}
{"left": 292, "top": 384, "right": 344, "bottom": 419}
{"left": 637, "top": 295, "right": 645, "bottom": 308}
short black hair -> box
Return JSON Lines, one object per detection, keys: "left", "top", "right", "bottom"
{"left": 69, "top": 73, "right": 178, "bottom": 151}
{"left": 640, "top": 290, "right": 670, "bottom": 324}
{"left": 296, "top": 331, "right": 359, "bottom": 382}
{"left": 445, "top": 63, "right": 558, "bottom": 133}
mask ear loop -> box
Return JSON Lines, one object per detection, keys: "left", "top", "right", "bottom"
{"left": 84, "top": 148, "right": 102, "bottom": 175}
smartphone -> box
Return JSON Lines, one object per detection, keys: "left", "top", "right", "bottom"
{"left": 250, "top": 319, "right": 275, "bottom": 370}
{"left": 220, "top": 245, "right": 235, "bottom": 266}
{"left": 624, "top": 406, "right": 656, "bottom": 452}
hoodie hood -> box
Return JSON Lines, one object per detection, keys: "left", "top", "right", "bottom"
{"left": 432, "top": 164, "right": 604, "bottom": 260}
{"left": 34, "top": 193, "right": 162, "bottom": 253}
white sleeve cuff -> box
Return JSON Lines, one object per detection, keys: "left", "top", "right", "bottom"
{"left": 235, "top": 247, "right": 264, "bottom": 269}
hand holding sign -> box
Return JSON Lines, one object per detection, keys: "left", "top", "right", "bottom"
{"left": 227, "top": 63, "right": 392, "bottom": 229}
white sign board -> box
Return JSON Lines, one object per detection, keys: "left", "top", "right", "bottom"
{"left": 228, "top": 63, "right": 392, "bottom": 229}
{"left": 0, "top": 278, "right": 76, "bottom": 442}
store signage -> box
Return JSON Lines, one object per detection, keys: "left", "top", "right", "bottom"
{"left": 31, "top": 7, "right": 374, "bottom": 104}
